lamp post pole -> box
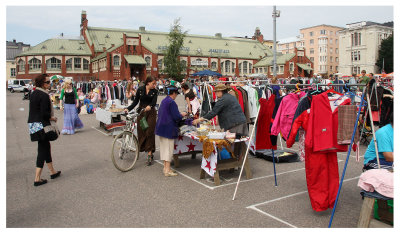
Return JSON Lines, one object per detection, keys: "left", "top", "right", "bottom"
{"left": 272, "top": 6, "right": 280, "bottom": 78}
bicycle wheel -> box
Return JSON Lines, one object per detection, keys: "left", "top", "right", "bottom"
{"left": 111, "top": 131, "right": 139, "bottom": 172}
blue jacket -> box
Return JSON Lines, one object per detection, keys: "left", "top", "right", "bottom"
{"left": 155, "top": 96, "right": 182, "bottom": 139}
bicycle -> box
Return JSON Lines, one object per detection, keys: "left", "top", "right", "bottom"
{"left": 111, "top": 110, "right": 140, "bottom": 172}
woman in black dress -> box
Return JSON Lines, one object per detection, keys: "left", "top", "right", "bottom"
{"left": 125, "top": 77, "right": 158, "bottom": 166}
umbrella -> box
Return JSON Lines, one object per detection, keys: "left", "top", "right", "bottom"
{"left": 50, "top": 75, "right": 64, "bottom": 80}
{"left": 191, "top": 70, "right": 222, "bottom": 77}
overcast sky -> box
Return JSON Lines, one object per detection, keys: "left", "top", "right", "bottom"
{"left": 5, "top": 3, "right": 395, "bottom": 46}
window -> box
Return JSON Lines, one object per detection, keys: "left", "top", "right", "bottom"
{"left": 29, "top": 58, "right": 41, "bottom": 71}
{"left": 249, "top": 63, "right": 252, "bottom": 73}
{"left": 336, "top": 48, "right": 339, "bottom": 54}
{"left": 330, "top": 66, "right": 333, "bottom": 71}
{"left": 330, "top": 47, "right": 333, "bottom": 53}
{"left": 10, "top": 68, "right": 16, "bottom": 77}
{"left": 211, "top": 61, "right": 217, "bottom": 70}
{"left": 336, "top": 57, "right": 339, "bottom": 62}
{"left": 18, "top": 59, "right": 25, "bottom": 72}
{"left": 83, "top": 59, "right": 89, "bottom": 70}
{"left": 330, "top": 31, "right": 333, "bottom": 35}
{"left": 225, "top": 60, "right": 231, "bottom": 73}
{"left": 66, "top": 58, "right": 73, "bottom": 70}
{"left": 310, "top": 39, "right": 314, "bottom": 45}
{"left": 320, "top": 30, "right": 326, "bottom": 35}
{"left": 309, "top": 31, "right": 313, "bottom": 36}
{"left": 113, "top": 55, "right": 120, "bottom": 66}
{"left": 335, "top": 39, "right": 338, "bottom": 44}
{"left": 310, "top": 48, "right": 314, "bottom": 54}
{"left": 220, "top": 62, "right": 224, "bottom": 72}
{"left": 46, "top": 57, "right": 61, "bottom": 70}
{"left": 74, "top": 58, "right": 81, "bottom": 69}
{"left": 310, "top": 57, "right": 314, "bottom": 62}
{"left": 330, "top": 39, "right": 333, "bottom": 44}
{"left": 145, "top": 57, "right": 151, "bottom": 67}
{"left": 330, "top": 56, "right": 333, "bottom": 62}
{"left": 239, "top": 62, "right": 242, "bottom": 73}
{"left": 158, "top": 59, "right": 163, "bottom": 70}
{"left": 279, "top": 65, "right": 284, "bottom": 74}
{"left": 352, "top": 66, "right": 361, "bottom": 74}
{"left": 300, "top": 33, "right": 304, "bottom": 38}
{"left": 243, "top": 61, "right": 248, "bottom": 74}
{"left": 351, "top": 32, "right": 362, "bottom": 46}
{"left": 289, "top": 62, "right": 294, "bottom": 73}
{"left": 232, "top": 62, "right": 235, "bottom": 73}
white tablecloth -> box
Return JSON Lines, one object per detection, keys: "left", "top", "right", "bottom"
{"left": 95, "top": 108, "right": 124, "bottom": 125}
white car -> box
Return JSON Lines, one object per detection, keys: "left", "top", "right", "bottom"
{"left": 8, "top": 79, "right": 32, "bottom": 93}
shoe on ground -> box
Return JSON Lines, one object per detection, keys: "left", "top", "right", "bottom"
{"left": 34, "top": 179, "right": 48, "bottom": 186}
{"left": 50, "top": 171, "right": 61, "bottom": 179}
{"left": 164, "top": 171, "right": 178, "bottom": 177}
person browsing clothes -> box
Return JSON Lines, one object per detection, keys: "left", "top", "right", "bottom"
{"left": 124, "top": 77, "right": 158, "bottom": 166}
{"left": 155, "top": 86, "right": 187, "bottom": 177}
{"left": 192, "top": 84, "right": 248, "bottom": 157}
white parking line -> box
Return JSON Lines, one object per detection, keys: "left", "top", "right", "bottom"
{"left": 246, "top": 175, "right": 360, "bottom": 227}
{"left": 91, "top": 126, "right": 109, "bottom": 136}
{"left": 154, "top": 160, "right": 215, "bottom": 190}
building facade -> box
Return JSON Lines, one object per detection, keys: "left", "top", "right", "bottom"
{"left": 338, "top": 21, "right": 393, "bottom": 75}
{"left": 277, "top": 36, "right": 302, "bottom": 54}
{"left": 15, "top": 11, "right": 313, "bottom": 81}
{"left": 254, "top": 47, "right": 313, "bottom": 78}
{"left": 300, "top": 24, "right": 343, "bottom": 77}
{"left": 6, "top": 40, "right": 30, "bottom": 81}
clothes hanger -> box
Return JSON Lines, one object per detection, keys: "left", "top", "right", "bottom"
{"left": 324, "top": 83, "right": 342, "bottom": 95}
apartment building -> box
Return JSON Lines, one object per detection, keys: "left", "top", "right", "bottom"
{"left": 277, "top": 36, "right": 302, "bottom": 54}
{"left": 300, "top": 24, "right": 343, "bottom": 77}
{"left": 338, "top": 21, "right": 393, "bottom": 75}
{"left": 6, "top": 39, "right": 30, "bottom": 81}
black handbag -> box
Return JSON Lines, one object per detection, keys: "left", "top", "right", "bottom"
{"left": 43, "top": 121, "right": 60, "bottom": 141}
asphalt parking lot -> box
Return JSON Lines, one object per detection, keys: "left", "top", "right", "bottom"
{"left": 6, "top": 90, "right": 372, "bottom": 228}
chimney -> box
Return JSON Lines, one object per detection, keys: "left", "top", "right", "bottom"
{"left": 215, "top": 33, "right": 222, "bottom": 38}
{"left": 111, "top": 44, "right": 115, "bottom": 47}
{"left": 13, "top": 39, "right": 16, "bottom": 43}
{"left": 80, "top": 10, "right": 88, "bottom": 37}
{"left": 139, "top": 26, "right": 145, "bottom": 32}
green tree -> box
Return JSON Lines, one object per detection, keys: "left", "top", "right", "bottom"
{"left": 163, "top": 18, "right": 187, "bottom": 83}
{"left": 376, "top": 34, "right": 393, "bottom": 73}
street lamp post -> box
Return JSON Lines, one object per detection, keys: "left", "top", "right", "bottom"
{"left": 272, "top": 6, "right": 280, "bottom": 78}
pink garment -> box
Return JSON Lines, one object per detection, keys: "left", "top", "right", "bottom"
{"left": 271, "top": 92, "right": 306, "bottom": 140}
{"left": 358, "top": 169, "right": 393, "bottom": 198}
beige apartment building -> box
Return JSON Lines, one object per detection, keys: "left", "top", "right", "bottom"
{"left": 300, "top": 25, "right": 344, "bottom": 77}
{"left": 277, "top": 36, "right": 302, "bottom": 54}
{"left": 338, "top": 21, "right": 393, "bottom": 75}
{"left": 6, "top": 40, "right": 30, "bottom": 81}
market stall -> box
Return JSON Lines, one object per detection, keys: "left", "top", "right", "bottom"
{"left": 95, "top": 101, "right": 127, "bottom": 135}
{"left": 173, "top": 123, "right": 252, "bottom": 186}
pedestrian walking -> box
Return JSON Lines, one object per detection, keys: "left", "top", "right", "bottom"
{"left": 60, "top": 79, "right": 84, "bottom": 134}
{"left": 125, "top": 77, "right": 158, "bottom": 166}
{"left": 28, "top": 73, "right": 61, "bottom": 186}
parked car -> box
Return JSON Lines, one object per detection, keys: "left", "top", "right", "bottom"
{"left": 8, "top": 79, "right": 31, "bottom": 93}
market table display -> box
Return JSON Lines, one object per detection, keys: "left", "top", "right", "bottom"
{"left": 173, "top": 128, "right": 252, "bottom": 186}
{"left": 96, "top": 107, "right": 126, "bottom": 135}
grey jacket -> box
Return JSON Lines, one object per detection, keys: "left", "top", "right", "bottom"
{"left": 203, "top": 93, "right": 246, "bottom": 131}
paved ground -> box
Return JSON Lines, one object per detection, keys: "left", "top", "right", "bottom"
{"left": 6, "top": 90, "right": 372, "bottom": 228}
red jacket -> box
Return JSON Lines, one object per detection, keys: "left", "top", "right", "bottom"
{"left": 305, "top": 92, "right": 350, "bottom": 153}
{"left": 256, "top": 95, "right": 277, "bottom": 150}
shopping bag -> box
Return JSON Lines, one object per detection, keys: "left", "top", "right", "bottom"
{"left": 139, "top": 116, "right": 149, "bottom": 131}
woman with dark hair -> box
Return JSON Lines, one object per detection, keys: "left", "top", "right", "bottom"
{"left": 181, "top": 83, "right": 200, "bottom": 119}
{"left": 156, "top": 86, "right": 187, "bottom": 176}
{"left": 28, "top": 74, "right": 61, "bottom": 186}
{"left": 124, "top": 77, "right": 158, "bottom": 166}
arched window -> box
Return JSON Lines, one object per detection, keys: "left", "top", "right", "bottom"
{"left": 18, "top": 59, "right": 25, "bottom": 72}
{"left": 249, "top": 63, "right": 252, "bottom": 73}
{"left": 74, "top": 58, "right": 81, "bottom": 69}
{"left": 66, "top": 58, "right": 73, "bottom": 70}
{"left": 145, "top": 56, "right": 151, "bottom": 67}
{"left": 211, "top": 62, "right": 217, "bottom": 70}
{"left": 113, "top": 55, "right": 120, "bottom": 66}
{"left": 29, "top": 58, "right": 41, "bottom": 71}
{"left": 239, "top": 62, "right": 242, "bottom": 73}
{"left": 46, "top": 57, "right": 61, "bottom": 70}
{"left": 243, "top": 61, "right": 248, "bottom": 74}
{"left": 83, "top": 58, "right": 89, "bottom": 70}
{"left": 231, "top": 62, "right": 235, "bottom": 73}
{"left": 225, "top": 60, "right": 231, "bottom": 73}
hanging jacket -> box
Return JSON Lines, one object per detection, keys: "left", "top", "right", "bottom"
{"left": 256, "top": 95, "right": 277, "bottom": 150}
{"left": 271, "top": 92, "right": 306, "bottom": 140}
{"left": 286, "top": 95, "right": 312, "bottom": 148}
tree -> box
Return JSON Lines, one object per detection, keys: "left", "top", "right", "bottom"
{"left": 163, "top": 18, "right": 187, "bottom": 82}
{"left": 376, "top": 34, "right": 393, "bottom": 73}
